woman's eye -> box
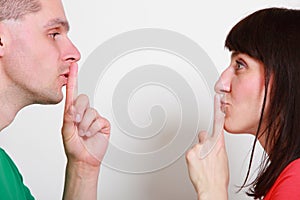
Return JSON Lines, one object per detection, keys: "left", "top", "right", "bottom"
{"left": 236, "top": 60, "right": 246, "bottom": 70}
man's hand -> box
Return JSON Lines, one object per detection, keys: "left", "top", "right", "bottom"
{"left": 62, "top": 63, "right": 110, "bottom": 166}
{"left": 61, "top": 63, "right": 110, "bottom": 200}
{"left": 186, "top": 95, "right": 229, "bottom": 200}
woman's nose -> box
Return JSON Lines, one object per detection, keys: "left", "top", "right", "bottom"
{"left": 214, "top": 68, "right": 231, "bottom": 94}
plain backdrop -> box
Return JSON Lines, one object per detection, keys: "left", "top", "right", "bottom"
{"left": 0, "top": 0, "right": 299, "bottom": 200}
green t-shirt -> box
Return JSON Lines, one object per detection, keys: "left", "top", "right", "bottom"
{"left": 0, "top": 148, "right": 34, "bottom": 200}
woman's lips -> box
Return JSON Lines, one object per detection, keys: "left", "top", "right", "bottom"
{"left": 220, "top": 101, "right": 229, "bottom": 114}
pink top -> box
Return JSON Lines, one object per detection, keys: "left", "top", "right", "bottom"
{"left": 264, "top": 158, "right": 300, "bottom": 199}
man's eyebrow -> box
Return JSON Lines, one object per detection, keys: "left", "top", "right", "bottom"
{"left": 44, "top": 18, "right": 70, "bottom": 32}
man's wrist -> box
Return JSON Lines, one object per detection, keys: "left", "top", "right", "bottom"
{"left": 63, "top": 161, "right": 100, "bottom": 200}
{"left": 66, "top": 161, "right": 100, "bottom": 180}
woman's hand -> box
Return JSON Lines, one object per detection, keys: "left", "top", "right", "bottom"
{"left": 186, "top": 95, "right": 229, "bottom": 200}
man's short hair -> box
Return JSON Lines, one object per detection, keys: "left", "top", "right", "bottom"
{"left": 0, "top": 0, "right": 41, "bottom": 21}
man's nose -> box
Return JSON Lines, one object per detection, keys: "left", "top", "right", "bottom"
{"left": 63, "top": 39, "right": 81, "bottom": 63}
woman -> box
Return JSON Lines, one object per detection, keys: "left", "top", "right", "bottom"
{"left": 186, "top": 7, "right": 300, "bottom": 200}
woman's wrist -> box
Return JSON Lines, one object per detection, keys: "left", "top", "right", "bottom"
{"left": 197, "top": 187, "right": 228, "bottom": 200}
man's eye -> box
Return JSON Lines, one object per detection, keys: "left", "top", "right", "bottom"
{"left": 49, "top": 32, "right": 60, "bottom": 39}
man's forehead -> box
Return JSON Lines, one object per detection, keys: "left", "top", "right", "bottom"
{"left": 38, "top": 0, "right": 66, "bottom": 18}
{"left": 35, "top": 0, "right": 69, "bottom": 30}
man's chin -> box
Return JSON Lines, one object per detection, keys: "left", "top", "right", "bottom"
{"left": 50, "top": 94, "right": 64, "bottom": 104}
{"left": 36, "top": 92, "right": 64, "bottom": 105}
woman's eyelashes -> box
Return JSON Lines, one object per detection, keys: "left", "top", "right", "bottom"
{"left": 235, "top": 60, "right": 247, "bottom": 71}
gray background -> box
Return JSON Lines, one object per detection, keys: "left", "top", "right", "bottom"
{"left": 0, "top": 0, "right": 299, "bottom": 199}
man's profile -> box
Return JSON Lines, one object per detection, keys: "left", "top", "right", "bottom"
{"left": 0, "top": 0, "right": 110, "bottom": 199}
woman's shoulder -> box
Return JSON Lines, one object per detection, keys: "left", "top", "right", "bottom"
{"left": 279, "top": 158, "right": 300, "bottom": 179}
{"left": 264, "top": 158, "right": 300, "bottom": 199}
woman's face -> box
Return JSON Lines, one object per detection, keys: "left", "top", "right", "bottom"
{"left": 215, "top": 52, "right": 266, "bottom": 135}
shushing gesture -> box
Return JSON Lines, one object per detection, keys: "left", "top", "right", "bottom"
{"left": 186, "top": 95, "right": 229, "bottom": 200}
{"left": 62, "top": 63, "right": 110, "bottom": 167}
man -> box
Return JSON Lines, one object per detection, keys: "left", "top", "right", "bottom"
{"left": 0, "top": 0, "right": 111, "bottom": 199}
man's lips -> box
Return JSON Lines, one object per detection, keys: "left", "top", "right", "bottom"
{"left": 60, "top": 72, "right": 69, "bottom": 85}
{"left": 62, "top": 71, "right": 69, "bottom": 78}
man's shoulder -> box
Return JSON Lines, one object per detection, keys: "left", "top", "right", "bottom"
{"left": 0, "top": 147, "right": 35, "bottom": 199}
{"left": 0, "top": 147, "right": 17, "bottom": 169}
{"left": 0, "top": 147, "right": 20, "bottom": 175}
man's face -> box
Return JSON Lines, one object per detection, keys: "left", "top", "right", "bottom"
{"left": 2, "top": 0, "right": 80, "bottom": 105}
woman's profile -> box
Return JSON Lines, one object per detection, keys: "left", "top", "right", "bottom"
{"left": 186, "top": 7, "right": 300, "bottom": 200}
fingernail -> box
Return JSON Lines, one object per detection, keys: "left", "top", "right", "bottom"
{"left": 75, "top": 114, "right": 81, "bottom": 123}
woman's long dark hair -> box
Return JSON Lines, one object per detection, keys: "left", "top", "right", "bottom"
{"left": 225, "top": 8, "right": 300, "bottom": 199}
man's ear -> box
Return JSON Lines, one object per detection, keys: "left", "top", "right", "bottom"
{"left": 0, "top": 38, "right": 3, "bottom": 57}
{"left": 0, "top": 23, "right": 6, "bottom": 57}
{"left": 0, "top": 21, "right": 13, "bottom": 58}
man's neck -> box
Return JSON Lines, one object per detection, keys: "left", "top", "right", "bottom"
{"left": 0, "top": 62, "right": 35, "bottom": 131}
{"left": 0, "top": 83, "right": 31, "bottom": 131}
{"left": 0, "top": 99, "right": 19, "bottom": 131}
